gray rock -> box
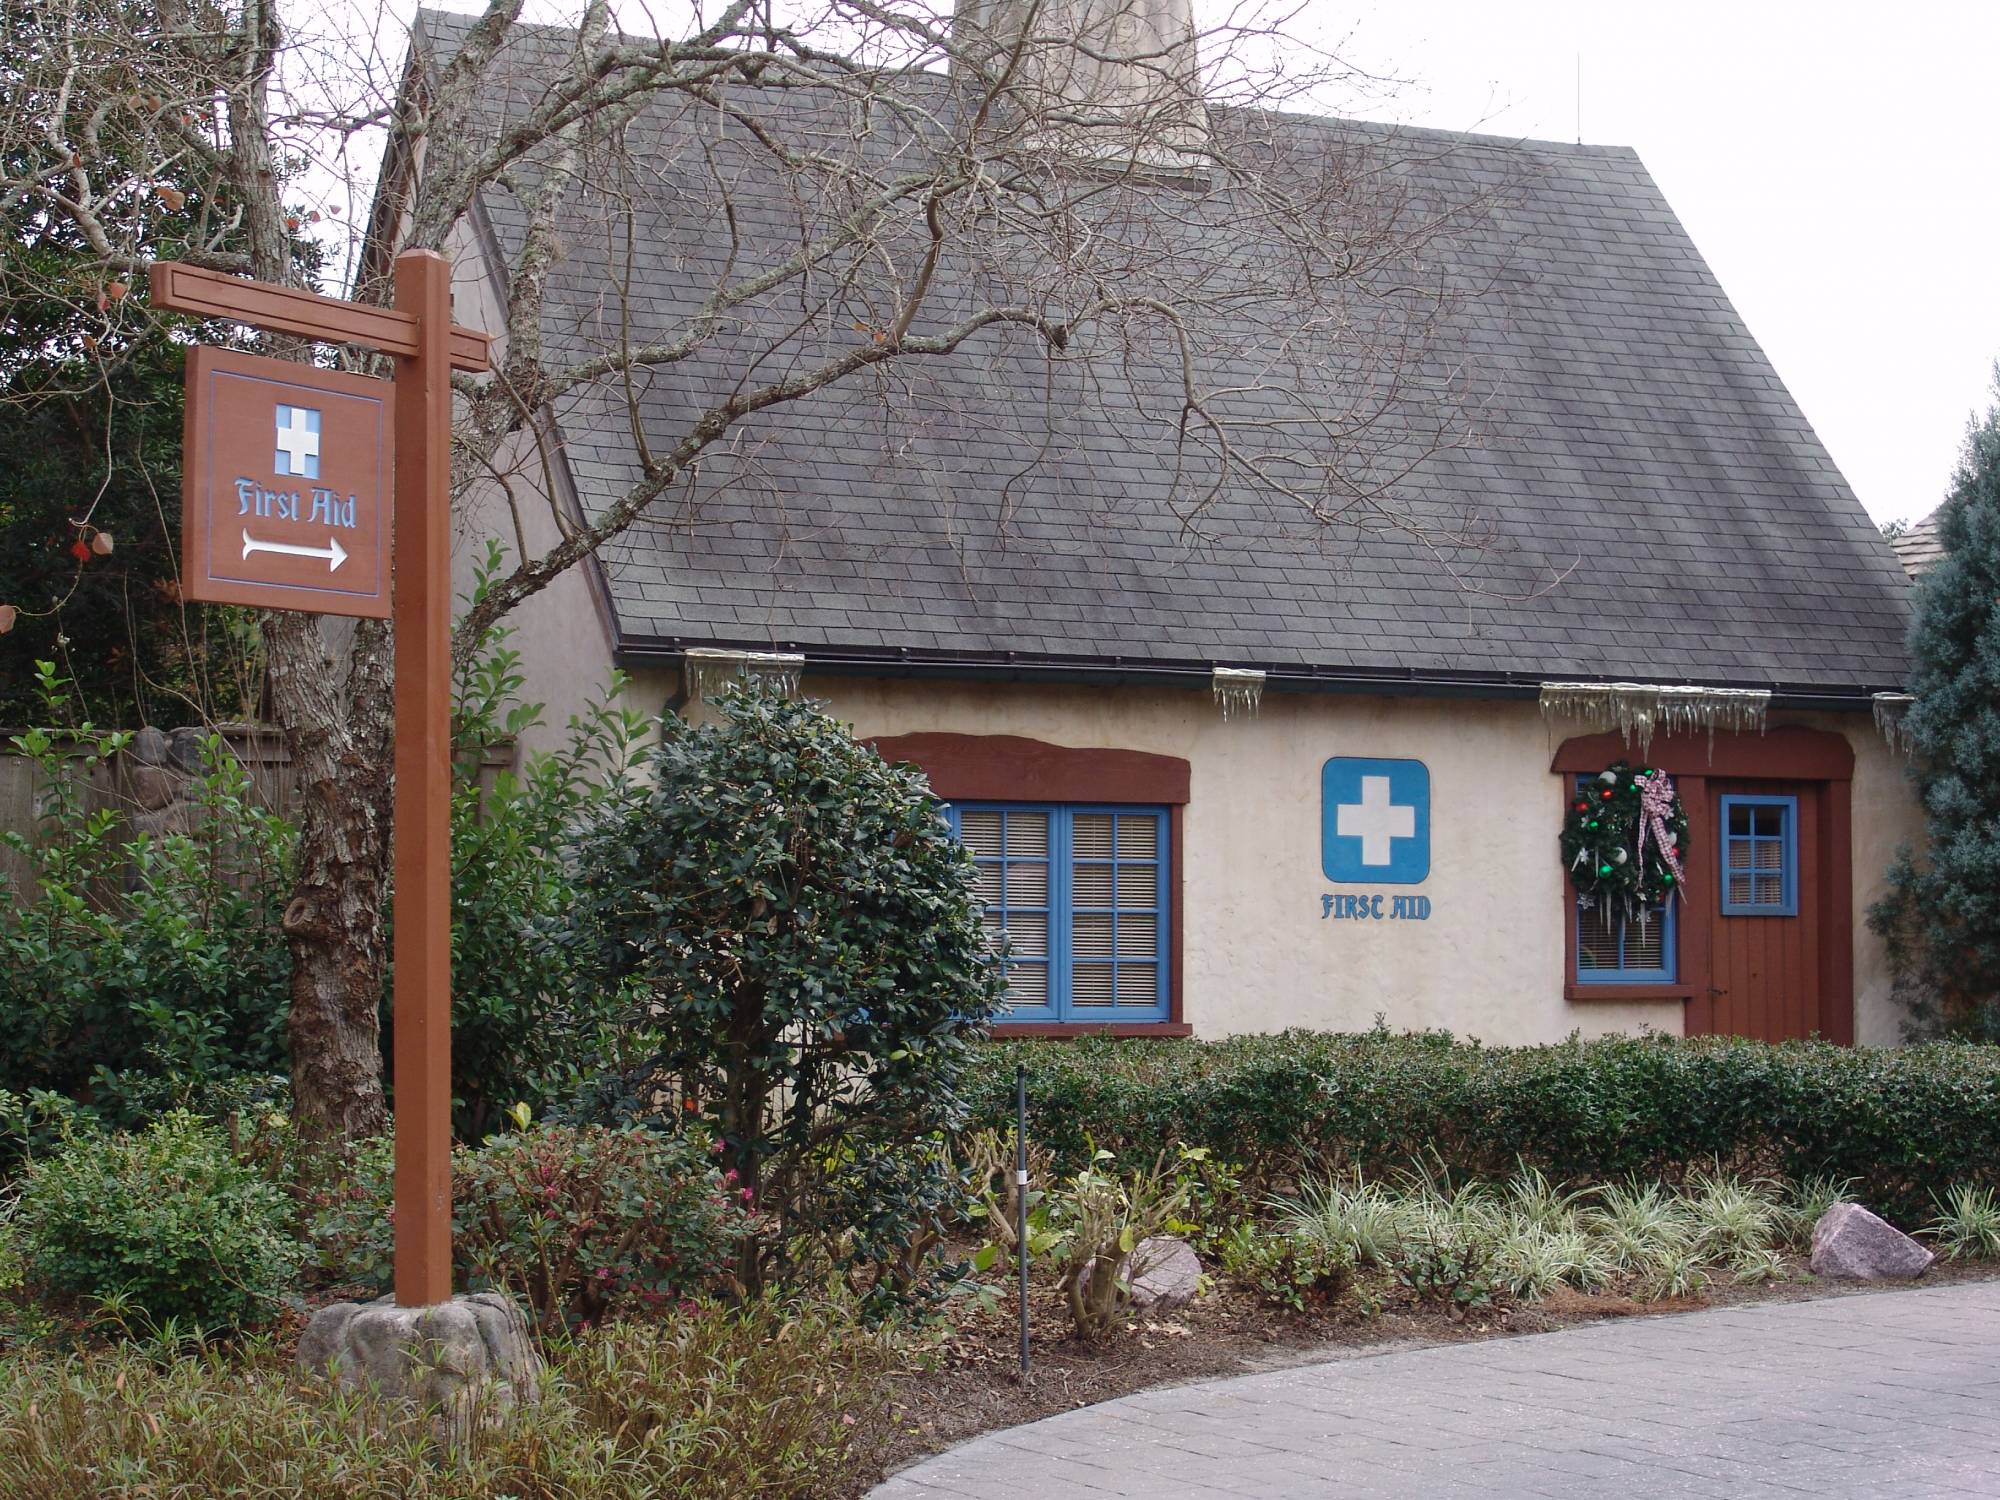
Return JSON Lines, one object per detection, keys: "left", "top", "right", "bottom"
{"left": 298, "top": 1292, "right": 540, "bottom": 1440}
{"left": 1125, "top": 1235, "right": 1204, "bottom": 1311}
{"left": 1810, "top": 1203, "right": 1935, "bottom": 1281}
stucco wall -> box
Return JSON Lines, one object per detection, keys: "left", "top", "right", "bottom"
{"left": 610, "top": 669, "right": 1912, "bottom": 1044}
{"left": 1837, "top": 712, "right": 1926, "bottom": 1045}
{"left": 446, "top": 215, "right": 623, "bottom": 763}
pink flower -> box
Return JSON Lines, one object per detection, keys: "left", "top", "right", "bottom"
{"left": 739, "top": 1187, "right": 755, "bottom": 1204}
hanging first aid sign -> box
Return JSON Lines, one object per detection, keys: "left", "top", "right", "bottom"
{"left": 180, "top": 346, "right": 392, "bottom": 618}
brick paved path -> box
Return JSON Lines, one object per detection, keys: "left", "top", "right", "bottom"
{"left": 872, "top": 1283, "right": 2000, "bottom": 1498}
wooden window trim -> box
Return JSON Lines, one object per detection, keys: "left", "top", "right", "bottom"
{"left": 1549, "top": 725, "right": 1854, "bottom": 782}
{"left": 872, "top": 734, "right": 1188, "bottom": 1034}
{"left": 1565, "top": 983, "right": 1697, "bottom": 1003}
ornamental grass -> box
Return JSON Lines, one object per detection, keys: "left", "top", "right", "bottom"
{"left": 0, "top": 1301, "right": 886, "bottom": 1500}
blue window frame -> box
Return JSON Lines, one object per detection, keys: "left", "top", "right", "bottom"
{"left": 1571, "top": 776, "right": 1676, "bottom": 985}
{"left": 1719, "top": 795, "right": 1799, "bottom": 916}
{"left": 944, "top": 803, "right": 1170, "bottom": 1022}
{"left": 1575, "top": 900, "right": 1676, "bottom": 984}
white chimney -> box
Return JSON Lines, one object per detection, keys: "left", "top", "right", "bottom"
{"left": 954, "top": 0, "right": 1208, "bottom": 169}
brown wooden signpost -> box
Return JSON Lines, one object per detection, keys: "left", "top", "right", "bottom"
{"left": 155, "top": 250, "right": 491, "bottom": 1308}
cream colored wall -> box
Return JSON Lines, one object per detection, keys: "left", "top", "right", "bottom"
{"left": 619, "top": 671, "right": 1924, "bottom": 1045}
{"left": 445, "top": 216, "right": 624, "bottom": 764}
{"left": 634, "top": 669, "right": 1701, "bottom": 1042}
{"left": 1821, "top": 712, "right": 1924, "bottom": 1045}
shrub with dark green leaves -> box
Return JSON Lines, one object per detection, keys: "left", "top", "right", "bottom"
{"left": 16, "top": 1111, "right": 302, "bottom": 1332}
{"left": 563, "top": 686, "right": 1007, "bottom": 1304}
{"left": 3, "top": 665, "right": 293, "bottom": 1145}
{"left": 311, "top": 1122, "right": 751, "bottom": 1331}
{"left": 968, "top": 1031, "right": 2000, "bottom": 1222}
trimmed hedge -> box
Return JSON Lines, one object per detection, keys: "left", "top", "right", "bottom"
{"left": 967, "top": 1032, "right": 2000, "bottom": 1221}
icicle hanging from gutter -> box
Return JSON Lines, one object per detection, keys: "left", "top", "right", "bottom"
{"left": 1537, "top": 681, "right": 1769, "bottom": 756}
{"left": 1872, "top": 692, "right": 1916, "bottom": 754}
{"left": 1212, "top": 667, "right": 1266, "bottom": 720}
{"left": 683, "top": 647, "right": 805, "bottom": 704}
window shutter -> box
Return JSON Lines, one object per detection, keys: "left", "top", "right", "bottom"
{"left": 944, "top": 801, "right": 1169, "bottom": 1022}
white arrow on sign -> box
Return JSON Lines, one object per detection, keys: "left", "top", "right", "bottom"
{"left": 241, "top": 529, "right": 348, "bottom": 572}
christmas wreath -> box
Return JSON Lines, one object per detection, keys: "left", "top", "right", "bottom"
{"left": 1560, "top": 760, "right": 1688, "bottom": 917}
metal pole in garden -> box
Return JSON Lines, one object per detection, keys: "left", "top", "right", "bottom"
{"left": 1016, "top": 1061, "right": 1030, "bottom": 1380}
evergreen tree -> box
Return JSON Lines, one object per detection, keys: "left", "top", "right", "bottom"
{"left": 1871, "top": 380, "right": 2000, "bottom": 1037}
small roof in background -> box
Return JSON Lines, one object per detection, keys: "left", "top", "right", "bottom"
{"left": 1890, "top": 510, "right": 1947, "bottom": 580}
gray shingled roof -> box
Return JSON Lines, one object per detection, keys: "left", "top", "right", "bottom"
{"left": 426, "top": 13, "right": 1912, "bottom": 696}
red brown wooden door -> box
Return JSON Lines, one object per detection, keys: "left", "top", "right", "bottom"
{"left": 1695, "top": 780, "right": 1822, "bottom": 1042}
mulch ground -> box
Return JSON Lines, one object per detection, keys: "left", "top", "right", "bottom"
{"left": 846, "top": 1256, "right": 2000, "bottom": 1496}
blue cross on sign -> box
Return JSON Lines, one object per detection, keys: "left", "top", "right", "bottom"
{"left": 1321, "top": 757, "right": 1430, "bottom": 884}
{"left": 275, "top": 403, "right": 321, "bottom": 479}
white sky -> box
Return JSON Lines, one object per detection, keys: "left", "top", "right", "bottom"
{"left": 1332, "top": 0, "right": 2000, "bottom": 527}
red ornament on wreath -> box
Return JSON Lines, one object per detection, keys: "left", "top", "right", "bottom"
{"left": 1558, "top": 760, "right": 1689, "bottom": 921}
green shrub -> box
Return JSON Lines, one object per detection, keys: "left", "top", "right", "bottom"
{"left": 311, "top": 1121, "right": 752, "bottom": 1331}
{"left": 4, "top": 622, "right": 644, "bottom": 1159}
{"left": 1394, "top": 1212, "right": 1497, "bottom": 1315}
{"left": 427, "top": 548, "right": 651, "bottom": 1142}
{"left": 16, "top": 1111, "right": 301, "bottom": 1332}
{"left": 1869, "top": 389, "right": 2000, "bottom": 1038}
{"left": 564, "top": 686, "right": 1007, "bottom": 1305}
{"left": 1268, "top": 1171, "right": 1410, "bottom": 1267}
{"left": 1219, "top": 1223, "right": 1353, "bottom": 1312}
{"left": 0, "top": 1299, "right": 886, "bottom": 1499}
{"left": 1042, "top": 1147, "right": 1199, "bottom": 1339}
{"left": 2, "top": 666, "right": 293, "bottom": 1144}
{"left": 969, "top": 1031, "right": 2000, "bottom": 1220}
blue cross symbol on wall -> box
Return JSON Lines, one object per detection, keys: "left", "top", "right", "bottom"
{"left": 1321, "top": 757, "right": 1431, "bottom": 884}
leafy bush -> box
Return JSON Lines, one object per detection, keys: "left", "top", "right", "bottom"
{"left": 0, "top": 1299, "right": 887, "bottom": 1499}
{"left": 1394, "top": 1212, "right": 1496, "bottom": 1315}
{"left": 16, "top": 1112, "right": 302, "bottom": 1332}
{"left": 4, "top": 616, "right": 642, "bottom": 1157}
{"left": 960, "top": 1126, "right": 1052, "bottom": 1252}
{"left": 310, "top": 1121, "right": 752, "bottom": 1332}
{"left": 432, "top": 568, "right": 649, "bottom": 1141}
{"left": 1219, "top": 1224, "right": 1353, "bottom": 1312}
{"left": 969, "top": 1030, "right": 2000, "bottom": 1220}
{"left": 2, "top": 665, "right": 292, "bottom": 1143}
{"left": 564, "top": 686, "right": 1006, "bottom": 1304}
{"left": 1042, "top": 1146, "right": 1200, "bottom": 1339}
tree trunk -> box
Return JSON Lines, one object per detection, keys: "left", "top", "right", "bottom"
{"left": 213, "top": 0, "right": 409, "bottom": 1147}
{"left": 267, "top": 610, "right": 397, "bottom": 1144}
